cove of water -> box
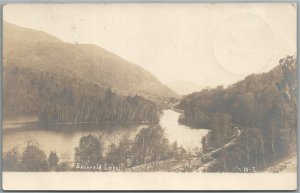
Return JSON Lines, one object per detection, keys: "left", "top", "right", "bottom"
{"left": 159, "top": 109, "right": 209, "bottom": 150}
{"left": 3, "top": 109, "right": 209, "bottom": 161}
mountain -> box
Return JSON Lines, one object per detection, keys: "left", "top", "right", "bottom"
{"left": 3, "top": 22, "right": 177, "bottom": 100}
{"left": 177, "top": 55, "right": 297, "bottom": 172}
{"left": 166, "top": 80, "right": 206, "bottom": 95}
{"left": 3, "top": 64, "right": 160, "bottom": 124}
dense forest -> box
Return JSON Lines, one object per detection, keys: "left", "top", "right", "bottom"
{"left": 177, "top": 55, "right": 297, "bottom": 172}
{"left": 3, "top": 125, "right": 187, "bottom": 172}
{"left": 3, "top": 55, "right": 297, "bottom": 173}
{"left": 75, "top": 125, "right": 187, "bottom": 171}
{"left": 3, "top": 64, "right": 160, "bottom": 126}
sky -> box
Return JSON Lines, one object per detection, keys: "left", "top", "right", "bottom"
{"left": 3, "top": 3, "right": 297, "bottom": 87}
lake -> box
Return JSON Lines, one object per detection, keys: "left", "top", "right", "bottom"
{"left": 159, "top": 109, "right": 209, "bottom": 150}
{"left": 3, "top": 109, "right": 209, "bottom": 161}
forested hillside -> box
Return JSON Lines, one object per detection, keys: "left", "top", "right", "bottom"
{"left": 3, "top": 64, "right": 160, "bottom": 126}
{"left": 177, "top": 56, "right": 297, "bottom": 172}
{"left": 3, "top": 22, "right": 177, "bottom": 101}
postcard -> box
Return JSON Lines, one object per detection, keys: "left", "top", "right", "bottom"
{"left": 2, "top": 3, "right": 297, "bottom": 190}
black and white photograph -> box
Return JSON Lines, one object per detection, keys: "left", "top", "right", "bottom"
{"left": 2, "top": 3, "right": 297, "bottom": 190}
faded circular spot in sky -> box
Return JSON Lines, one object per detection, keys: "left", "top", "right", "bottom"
{"left": 213, "top": 13, "right": 274, "bottom": 75}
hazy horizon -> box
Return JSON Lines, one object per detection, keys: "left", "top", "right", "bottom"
{"left": 3, "top": 3, "right": 296, "bottom": 87}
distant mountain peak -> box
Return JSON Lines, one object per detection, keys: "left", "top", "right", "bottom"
{"left": 167, "top": 80, "right": 206, "bottom": 95}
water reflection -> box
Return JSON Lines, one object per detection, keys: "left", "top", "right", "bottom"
{"left": 3, "top": 109, "right": 209, "bottom": 162}
{"left": 3, "top": 123, "right": 145, "bottom": 162}
{"left": 159, "top": 109, "right": 209, "bottom": 150}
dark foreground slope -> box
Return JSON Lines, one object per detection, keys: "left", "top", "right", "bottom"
{"left": 178, "top": 56, "right": 297, "bottom": 172}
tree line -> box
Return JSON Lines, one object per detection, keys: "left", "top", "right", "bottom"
{"left": 74, "top": 125, "right": 187, "bottom": 171}
{"left": 3, "top": 137, "right": 70, "bottom": 172}
{"left": 3, "top": 125, "right": 188, "bottom": 172}
{"left": 3, "top": 65, "right": 160, "bottom": 127}
{"left": 178, "top": 55, "right": 297, "bottom": 172}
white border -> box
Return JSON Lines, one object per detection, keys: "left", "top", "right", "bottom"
{"left": 2, "top": 172, "right": 297, "bottom": 190}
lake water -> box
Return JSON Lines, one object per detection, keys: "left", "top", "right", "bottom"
{"left": 159, "top": 109, "right": 209, "bottom": 150}
{"left": 3, "top": 123, "right": 145, "bottom": 162}
{"left": 3, "top": 110, "right": 209, "bottom": 161}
